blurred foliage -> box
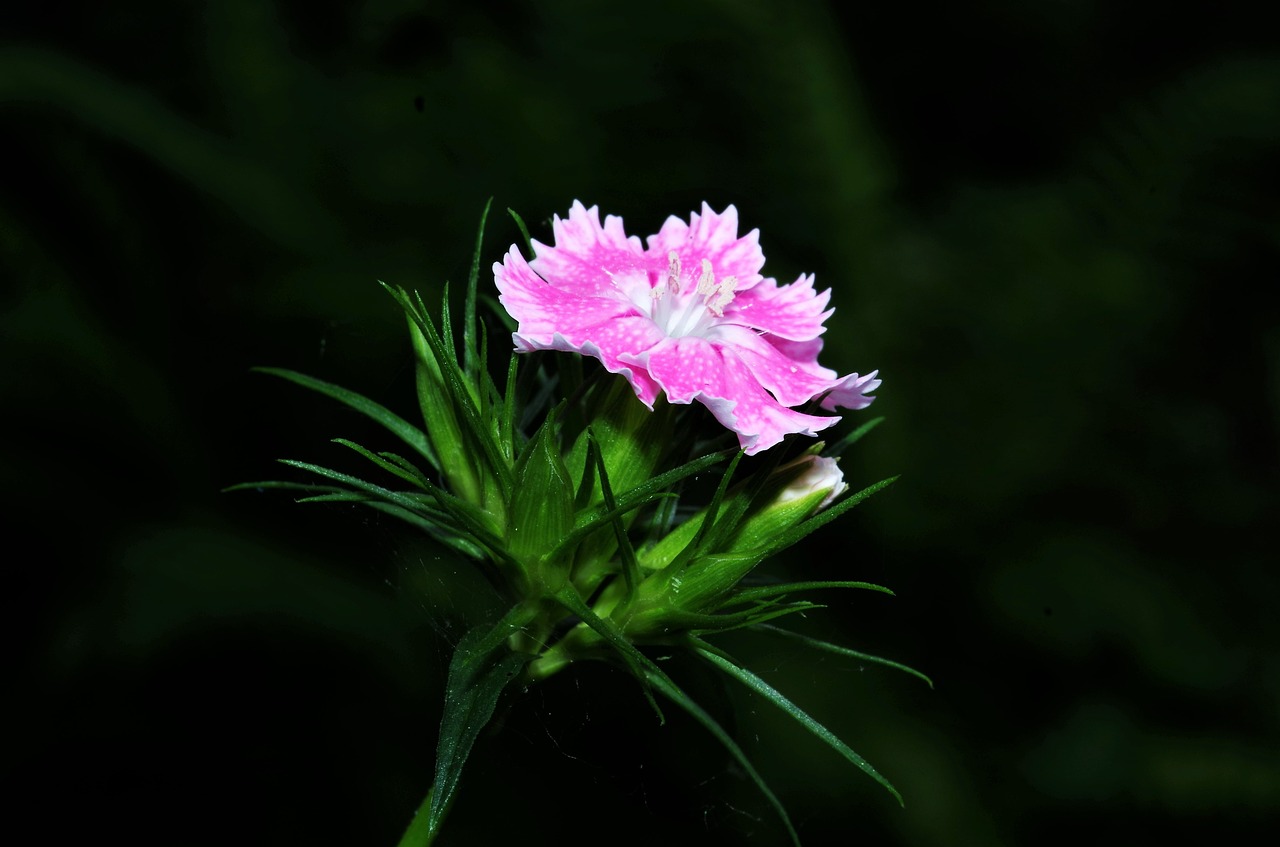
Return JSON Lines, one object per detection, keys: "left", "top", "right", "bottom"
{"left": 3, "top": 1, "right": 1277, "bottom": 845}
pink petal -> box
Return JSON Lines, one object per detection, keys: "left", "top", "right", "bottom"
{"left": 725, "top": 273, "right": 834, "bottom": 341}
{"left": 494, "top": 248, "right": 635, "bottom": 337}
{"left": 819, "top": 370, "right": 881, "bottom": 411}
{"left": 528, "top": 201, "right": 648, "bottom": 299}
{"left": 709, "top": 325, "right": 843, "bottom": 407}
{"left": 644, "top": 203, "right": 766, "bottom": 291}
{"left": 513, "top": 329, "right": 666, "bottom": 408}
{"left": 629, "top": 336, "right": 839, "bottom": 455}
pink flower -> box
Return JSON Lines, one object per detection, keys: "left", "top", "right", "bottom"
{"left": 493, "top": 202, "right": 880, "bottom": 455}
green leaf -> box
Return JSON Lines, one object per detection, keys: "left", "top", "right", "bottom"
{"left": 587, "top": 427, "right": 641, "bottom": 600}
{"left": 464, "top": 198, "right": 493, "bottom": 380}
{"left": 643, "top": 672, "right": 802, "bottom": 847}
{"left": 279, "top": 459, "right": 515, "bottom": 568}
{"left": 385, "top": 283, "right": 514, "bottom": 499}
{"left": 500, "top": 352, "right": 519, "bottom": 461}
{"left": 251, "top": 367, "right": 439, "bottom": 471}
{"left": 660, "top": 600, "right": 827, "bottom": 635}
{"left": 551, "top": 588, "right": 800, "bottom": 845}
{"left": 507, "top": 207, "right": 533, "bottom": 256}
{"left": 222, "top": 480, "right": 346, "bottom": 495}
{"left": 721, "top": 580, "right": 895, "bottom": 608}
{"left": 752, "top": 624, "right": 933, "bottom": 688}
{"left": 421, "top": 607, "right": 534, "bottom": 845}
{"left": 332, "top": 438, "right": 429, "bottom": 491}
{"left": 552, "top": 448, "right": 731, "bottom": 561}
{"left": 828, "top": 415, "right": 885, "bottom": 456}
{"left": 676, "top": 449, "right": 744, "bottom": 569}
{"left": 695, "top": 644, "right": 903, "bottom": 806}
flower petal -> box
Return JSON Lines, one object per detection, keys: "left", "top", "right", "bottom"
{"left": 709, "top": 325, "right": 843, "bottom": 407}
{"left": 494, "top": 248, "right": 636, "bottom": 337}
{"left": 528, "top": 201, "right": 649, "bottom": 299}
{"left": 629, "top": 337, "right": 840, "bottom": 455}
{"left": 724, "top": 273, "right": 834, "bottom": 341}
{"left": 644, "top": 203, "right": 765, "bottom": 291}
{"left": 819, "top": 370, "right": 881, "bottom": 411}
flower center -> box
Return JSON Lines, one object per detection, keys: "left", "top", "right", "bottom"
{"left": 647, "top": 251, "right": 738, "bottom": 338}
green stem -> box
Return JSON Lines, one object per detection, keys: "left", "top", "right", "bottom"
{"left": 395, "top": 787, "right": 436, "bottom": 847}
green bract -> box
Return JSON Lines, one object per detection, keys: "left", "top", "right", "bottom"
{"left": 231, "top": 202, "right": 926, "bottom": 847}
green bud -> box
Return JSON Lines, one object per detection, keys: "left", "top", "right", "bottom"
{"left": 723, "top": 453, "right": 848, "bottom": 553}
{"left": 629, "top": 453, "right": 849, "bottom": 624}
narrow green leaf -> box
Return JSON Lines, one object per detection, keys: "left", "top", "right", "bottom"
{"left": 752, "top": 625, "right": 933, "bottom": 688}
{"left": 552, "top": 589, "right": 801, "bottom": 843}
{"left": 361, "top": 502, "right": 486, "bottom": 559}
{"left": 588, "top": 428, "right": 640, "bottom": 601}
{"left": 552, "top": 587, "right": 664, "bottom": 722}
{"left": 507, "top": 207, "right": 533, "bottom": 256}
{"left": 464, "top": 198, "right": 493, "bottom": 379}
{"left": 251, "top": 367, "right": 439, "bottom": 471}
{"left": 279, "top": 459, "right": 514, "bottom": 567}
{"left": 722, "top": 580, "right": 895, "bottom": 607}
{"left": 222, "top": 480, "right": 345, "bottom": 495}
{"left": 670, "top": 600, "right": 827, "bottom": 634}
{"left": 828, "top": 416, "right": 885, "bottom": 457}
{"left": 681, "top": 449, "right": 744, "bottom": 565}
{"left": 644, "top": 672, "right": 801, "bottom": 847}
{"left": 553, "top": 449, "right": 731, "bottom": 560}
{"left": 384, "top": 282, "right": 514, "bottom": 498}
{"left": 425, "top": 608, "right": 534, "bottom": 843}
{"left": 695, "top": 645, "right": 903, "bottom": 806}
{"left": 332, "top": 438, "right": 429, "bottom": 491}
{"left": 378, "top": 451, "right": 435, "bottom": 489}
{"left": 500, "top": 351, "right": 519, "bottom": 461}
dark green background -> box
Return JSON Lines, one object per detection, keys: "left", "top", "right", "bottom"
{"left": 5, "top": 2, "right": 1277, "bottom": 844}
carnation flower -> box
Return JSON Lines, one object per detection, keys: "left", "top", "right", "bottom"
{"left": 494, "top": 202, "right": 879, "bottom": 454}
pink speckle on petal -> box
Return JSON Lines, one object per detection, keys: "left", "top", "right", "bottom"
{"left": 493, "top": 202, "right": 879, "bottom": 453}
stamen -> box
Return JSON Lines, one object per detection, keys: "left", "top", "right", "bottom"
{"left": 696, "top": 259, "right": 716, "bottom": 296}
{"left": 709, "top": 275, "right": 737, "bottom": 316}
{"left": 666, "top": 251, "right": 682, "bottom": 294}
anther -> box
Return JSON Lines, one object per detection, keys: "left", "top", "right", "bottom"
{"left": 696, "top": 259, "right": 716, "bottom": 296}
{"left": 666, "top": 251, "right": 682, "bottom": 294}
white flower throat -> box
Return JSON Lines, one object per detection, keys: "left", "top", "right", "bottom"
{"left": 647, "top": 251, "right": 738, "bottom": 338}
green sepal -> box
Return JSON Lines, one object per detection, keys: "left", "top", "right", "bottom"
{"left": 507, "top": 411, "right": 575, "bottom": 587}
{"left": 695, "top": 643, "right": 903, "bottom": 806}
